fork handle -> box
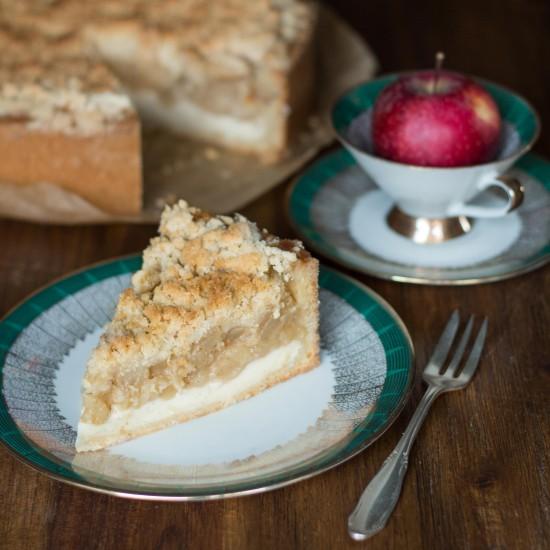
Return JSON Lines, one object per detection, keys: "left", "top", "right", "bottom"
{"left": 348, "top": 385, "right": 442, "bottom": 541}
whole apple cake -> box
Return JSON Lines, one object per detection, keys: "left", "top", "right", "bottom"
{"left": 0, "top": 0, "right": 318, "bottom": 215}
{"left": 76, "top": 200, "right": 320, "bottom": 451}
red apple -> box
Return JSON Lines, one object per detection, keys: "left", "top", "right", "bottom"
{"left": 372, "top": 70, "right": 502, "bottom": 167}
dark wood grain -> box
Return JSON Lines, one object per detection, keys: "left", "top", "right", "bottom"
{"left": 1, "top": 1, "right": 549, "bottom": 549}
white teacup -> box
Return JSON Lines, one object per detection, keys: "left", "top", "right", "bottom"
{"left": 331, "top": 75, "right": 540, "bottom": 243}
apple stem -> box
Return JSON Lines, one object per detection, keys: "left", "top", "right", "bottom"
{"left": 433, "top": 51, "right": 445, "bottom": 93}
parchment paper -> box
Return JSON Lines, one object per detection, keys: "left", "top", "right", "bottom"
{"left": 0, "top": 7, "right": 377, "bottom": 225}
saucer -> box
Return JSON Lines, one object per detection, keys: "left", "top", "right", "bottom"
{"left": 287, "top": 148, "right": 550, "bottom": 285}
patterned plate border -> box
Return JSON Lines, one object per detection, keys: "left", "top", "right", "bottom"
{"left": 0, "top": 256, "right": 414, "bottom": 500}
{"left": 287, "top": 149, "right": 550, "bottom": 285}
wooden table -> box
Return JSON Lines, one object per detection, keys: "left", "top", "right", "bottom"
{"left": 1, "top": 1, "right": 549, "bottom": 548}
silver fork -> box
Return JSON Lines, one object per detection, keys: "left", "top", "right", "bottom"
{"left": 348, "top": 311, "right": 488, "bottom": 541}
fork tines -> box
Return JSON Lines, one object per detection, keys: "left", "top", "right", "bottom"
{"left": 425, "top": 311, "right": 488, "bottom": 384}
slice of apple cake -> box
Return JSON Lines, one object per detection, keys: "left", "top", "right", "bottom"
{"left": 76, "top": 201, "right": 319, "bottom": 451}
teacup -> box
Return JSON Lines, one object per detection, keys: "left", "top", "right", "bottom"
{"left": 331, "top": 74, "right": 540, "bottom": 243}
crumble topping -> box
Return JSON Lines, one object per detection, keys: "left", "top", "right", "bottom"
{"left": 132, "top": 200, "right": 302, "bottom": 306}
{"left": 0, "top": 63, "right": 133, "bottom": 134}
{"left": 0, "top": 0, "right": 316, "bottom": 133}
{"left": 0, "top": 28, "right": 133, "bottom": 134}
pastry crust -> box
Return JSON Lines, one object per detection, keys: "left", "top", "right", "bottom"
{"left": 0, "top": 115, "right": 142, "bottom": 215}
{"left": 76, "top": 200, "right": 320, "bottom": 451}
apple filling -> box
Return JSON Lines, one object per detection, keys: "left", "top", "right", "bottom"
{"left": 94, "top": 54, "right": 274, "bottom": 121}
{"left": 81, "top": 298, "right": 304, "bottom": 426}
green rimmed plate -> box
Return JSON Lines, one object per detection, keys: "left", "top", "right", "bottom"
{"left": 0, "top": 257, "right": 414, "bottom": 500}
{"left": 287, "top": 149, "right": 550, "bottom": 285}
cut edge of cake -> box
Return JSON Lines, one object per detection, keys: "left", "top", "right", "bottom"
{"left": 83, "top": 0, "right": 318, "bottom": 162}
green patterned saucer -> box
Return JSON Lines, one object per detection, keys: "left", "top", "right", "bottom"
{"left": 0, "top": 257, "right": 414, "bottom": 500}
{"left": 287, "top": 149, "right": 550, "bottom": 285}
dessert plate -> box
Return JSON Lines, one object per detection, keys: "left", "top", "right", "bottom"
{"left": 287, "top": 148, "right": 550, "bottom": 284}
{"left": 0, "top": 257, "right": 413, "bottom": 500}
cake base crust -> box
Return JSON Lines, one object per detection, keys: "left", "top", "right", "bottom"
{"left": 0, "top": 116, "right": 142, "bottom": 215}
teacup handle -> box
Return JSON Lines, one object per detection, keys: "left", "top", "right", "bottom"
{"left": 446, "top": 175, "right": 524, "bottom": 218}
